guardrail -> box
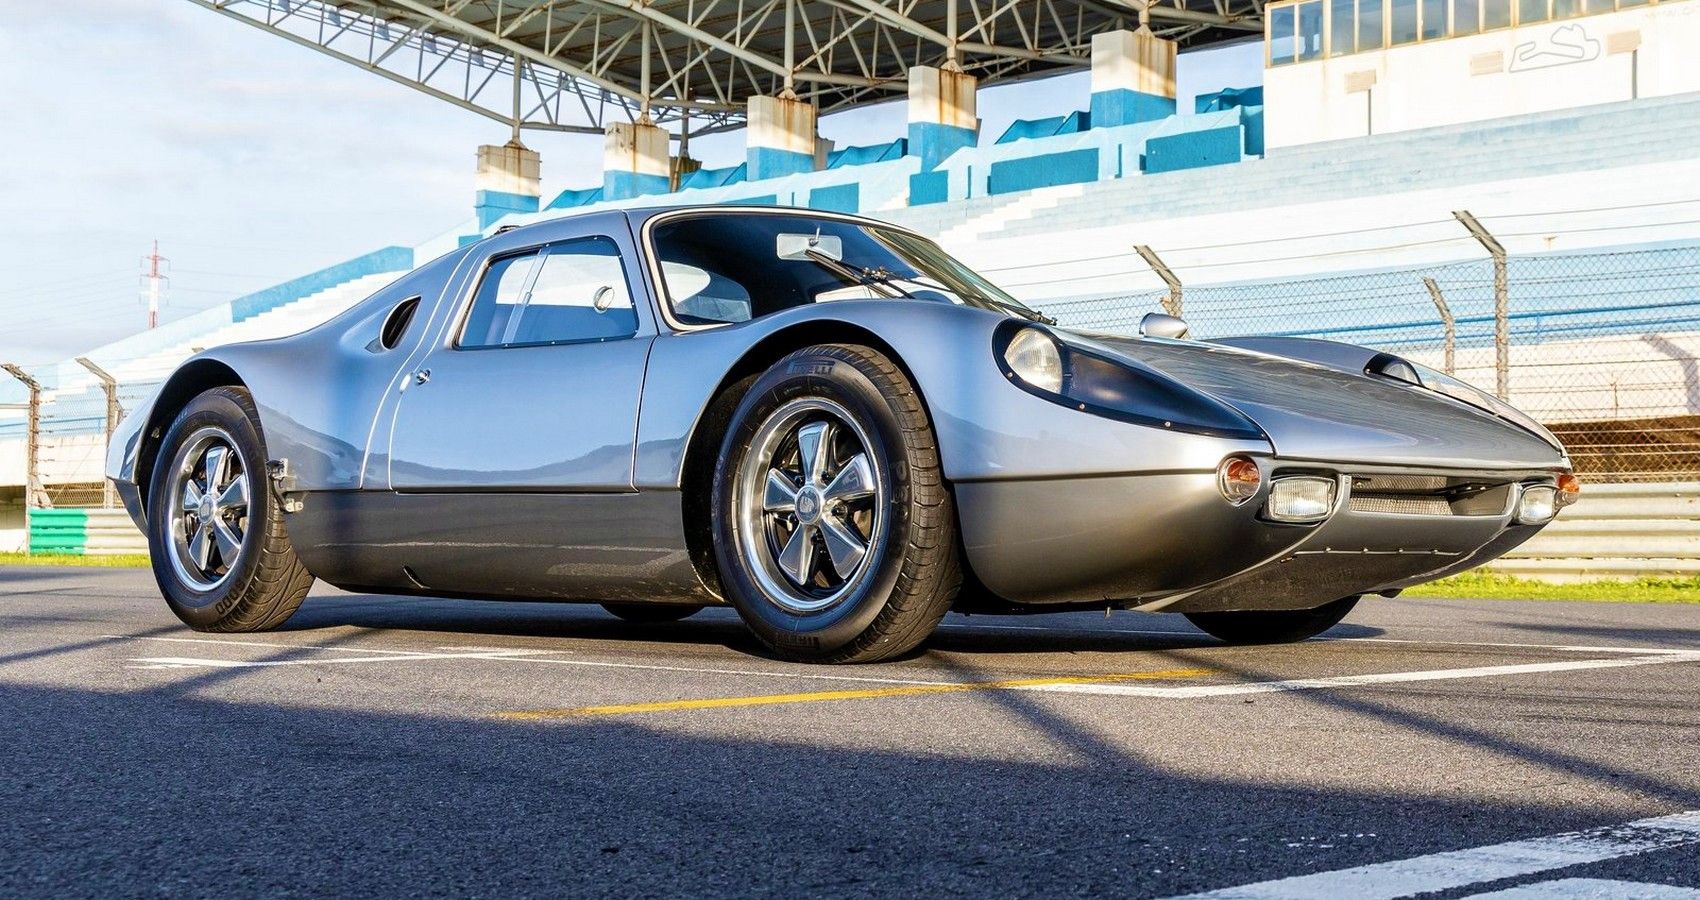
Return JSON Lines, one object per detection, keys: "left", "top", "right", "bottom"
{"left": 1491, "top": 482, "right": 1700, "bottom": 580}
{"left": 27, "top": 508, "right": 147, "bottom": 557}
{"left": 17, "top": 483, "right": 1698, "bottom": 579}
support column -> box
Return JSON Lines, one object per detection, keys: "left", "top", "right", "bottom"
{"left": 746, "top": 95, "right": 816, "bottom": 180}
{"left": 475, "top": 141, "right": 540, "bottom": 229}
{"left": 907, "top": 66, "right": 978, "bottom": 170}
{"left": 1090, "top": 28, "right": 1177, "bottom": 128}
{"left": 604, "top": 121, "right": 671, "bottom": 201}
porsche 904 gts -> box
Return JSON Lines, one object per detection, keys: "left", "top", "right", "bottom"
{"left": 107, "top": 206, "right": 1578, "bottom": 662}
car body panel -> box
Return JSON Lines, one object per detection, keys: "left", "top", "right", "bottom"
{"left": 1074, "top": 334, "right": 1563, "bottom": 471}
{"left": 106, "top": 205, "right": 1572, "bottom": 615}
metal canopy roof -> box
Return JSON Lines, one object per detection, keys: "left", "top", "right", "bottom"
{"left": 188, "top": 0, "right": 1263, "bottom": 138}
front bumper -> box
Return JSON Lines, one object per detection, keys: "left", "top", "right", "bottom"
{"left": 954, "top": 462, "right": 1556, "bottom": 613}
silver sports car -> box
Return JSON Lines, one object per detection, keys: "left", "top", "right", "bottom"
{"left": 107, "top": 206, "right": 1578, "bottom": 662}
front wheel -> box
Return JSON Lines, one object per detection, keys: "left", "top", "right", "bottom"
{"left": 712, "top": 344, "right": 960, "bottom": 663}
{"left": 146, "top": 386, "right": 313, "bottom": 632}
{"left": 1184, "top": 596, "right": 1360, "bottom": 645}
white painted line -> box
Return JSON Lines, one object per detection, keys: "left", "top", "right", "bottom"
{"left": 1161, "top": 810, "right": 1700, "bottom": 900}
{"left": 1019, "top": 653, "right": 1700, "bottom": 699}
{"left": 1325, "top": 637, "right": 1700, "bottom": 656}
{"left": 105, "top": 634, "right": 490, "bottom": 656}
{"left": 496, "top": 654, "right": 956, "bottom": 686}
{"left": 940, "top": 624, "right": 1700, "bottom": 657}
{"left": 113, "top": 635, "right": 952, "bottom": 686}
{"left": 1461, "top": 878, "right": 1700, "bottom": 899}
{"left": 129, "top": 650, "right": 556, "bottom": 669}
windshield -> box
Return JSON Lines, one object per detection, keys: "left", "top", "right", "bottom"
{"left": 649, "top": 212, "right": 1044, "bottom": 326}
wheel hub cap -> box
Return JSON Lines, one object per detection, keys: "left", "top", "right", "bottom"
{"left": 165, "top": 427, "right": 251, "bottom": 595}
{"left": 794, "top": 487, "right": 823, "bottom": 524}
{"left": 734, "top": 397, "right": 885, "bottom": 614}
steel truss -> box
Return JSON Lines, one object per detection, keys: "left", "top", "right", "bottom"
{"left": 188, "top": 0, "right": 1263, "bottom": 138}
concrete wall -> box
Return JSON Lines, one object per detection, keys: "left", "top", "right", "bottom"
{"left": 1265, "top": 2, "right": 1700, "bottom": 148}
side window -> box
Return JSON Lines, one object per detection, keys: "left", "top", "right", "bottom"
{"left": 459, "top": 252, "right": 538, "bottom": 349}
{"left": 458, "top": 237, "right": 638, "bottom": 349}
{"left": 662, "top": 261, "right": 754, "bottom": 324}
{"left": 513, "top": 238, "right": 638, "bottom": 344}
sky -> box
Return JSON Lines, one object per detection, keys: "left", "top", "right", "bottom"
{"left": 0, "top": 0, "right": 1261, "bottom": 366}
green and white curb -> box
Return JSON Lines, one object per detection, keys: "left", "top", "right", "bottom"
{"left": 27, "top": 508, "right": 147, "bottom": 556}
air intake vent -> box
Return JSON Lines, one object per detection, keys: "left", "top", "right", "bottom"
{"left": 1349, "top": 495, "right": 1452, "bottom": 516}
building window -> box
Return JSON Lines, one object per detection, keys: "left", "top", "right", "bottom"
{"left": 1265, "top": 0, "right": 1661, "bottom": 64}
{"left": 1422, "top": 0, "right": 1448, "bottom": 37}
{"left": 1269, "top": 4, "right": 1297, "bottom": 64}
{"left": 1298, "top": 0, "right": 1326, "bottom": 59}
{"left": 1391, "top": 0, "right": 1420, "bottom": 43}
{"left": 1331, "top": 0, "right": 1357, "bottom": 54}
{"left": 1359, "top": 0, "right": 1386, "bottom": 51}
{"left": 1455, "top": 0, "right": 1484, "bottom": 33}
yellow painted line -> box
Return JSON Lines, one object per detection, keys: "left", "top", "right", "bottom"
{"left": 498, "top": 666, "right": 1216, "bottom": 720}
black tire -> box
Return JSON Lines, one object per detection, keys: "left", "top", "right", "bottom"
{"left": 712, "top": 344, "right": 960, "bottom": 663}
{"left": 1185, "top": 596, "right": 1360, "bottom": 645}
{"left": 601, "top": 603, "right": 704, "bottom": 624}
{"left": 146, "top": 386, "right": 313, "bottom": 632}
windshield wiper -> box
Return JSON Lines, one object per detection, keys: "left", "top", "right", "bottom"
{"left": 802, "top": 249, "right": 912, "bottom": 300}
{"left": 799, "top": 251, "right": 1055, "bottom": 325}
{"left": 866, "top": 271, "right": 1056, "bottom": 325}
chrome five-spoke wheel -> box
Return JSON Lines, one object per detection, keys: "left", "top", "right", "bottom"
{"left": 166, "top": 426, "right": 251, "bottom": 594}
{"left": 734, "top": 397, "right": 884, "bottom": 613}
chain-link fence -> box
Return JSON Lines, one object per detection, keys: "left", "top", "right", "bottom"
{"left": 1047, "top": 243, "right": 1700, "bottom": 482}
{"left": 4, "top": 241, "right": 1699, "bottom": 518}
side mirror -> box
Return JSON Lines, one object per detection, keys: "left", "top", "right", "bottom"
{"left": 1140, "top": 312, "right": 1190, "bottom": 339}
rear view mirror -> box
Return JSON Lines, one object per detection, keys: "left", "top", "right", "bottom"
{"left": 1140, "top": 312, "right": 1190, "bottom": 339}
{"left": 777, "top": 233, "right": 843, "bottom": 262}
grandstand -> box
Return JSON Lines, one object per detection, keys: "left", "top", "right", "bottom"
{"left": 3, "top": 0, "right": 1698, "bottom": 575}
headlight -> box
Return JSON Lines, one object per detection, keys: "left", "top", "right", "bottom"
{"left": 995, "top": 324, "right": 1265, "bottom": 440}
{"left": 1516, "top": 484, "right": 1559, "bottom": 525}
{"left": 1267, "top": 476, "right": 1337, "bottom": 523}
{"left": 1002, "top": 327, "right": 1064, "bottom": 393}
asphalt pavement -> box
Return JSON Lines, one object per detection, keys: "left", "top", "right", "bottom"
{"left": 3, "top": 565, "right": 1698, "bottom": 898}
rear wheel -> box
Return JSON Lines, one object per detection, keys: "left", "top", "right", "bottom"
{"left": 712, "top": 344, "right": 960, "bottom": 663}
{"left": 1184, "top": 596, "right": 1359, "bottom": 645}
{"left": 146, "top": 386, "right": 313, "bottom": 632}
{"left": 601, "top": 603, "right": 703, "bottom": 624}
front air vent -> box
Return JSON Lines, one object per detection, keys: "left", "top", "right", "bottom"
{"left": 1347, "top": 475, "right": 1514, "bottom": 517}
{"left": 1349, "top": 495, "right": 1452, "bottom": 516}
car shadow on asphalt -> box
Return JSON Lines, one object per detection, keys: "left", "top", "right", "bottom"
{"left": 4, "top": 668, "right": 1695, "bottom": 897}
{"left": 274, "top": 592, "right": 1387, "bottom": 661}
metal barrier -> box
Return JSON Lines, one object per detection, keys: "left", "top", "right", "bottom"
{"left": 27, "top": 508, "right": 147, "bottom": 557}
{"left": 1489, "top": 482, "right": 1700, "bottom": 580}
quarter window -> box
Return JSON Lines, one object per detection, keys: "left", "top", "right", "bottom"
{"left": 459, "top": 237, "right": 638, "bottom": 348}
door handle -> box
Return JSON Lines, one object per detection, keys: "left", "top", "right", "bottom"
{"left": 413, "top": 368, "right": 431, "bottom": 385}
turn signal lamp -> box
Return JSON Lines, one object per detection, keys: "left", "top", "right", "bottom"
{"left": 1556, "top": 472, "right": 1581, "bottom": 508}
{"left": 1218, "top": 456, "right": 1262, "bottom": 505}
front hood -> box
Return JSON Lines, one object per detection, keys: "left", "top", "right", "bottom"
{"left": 1071, "top": 333, "right": 1566, "bottom": 471}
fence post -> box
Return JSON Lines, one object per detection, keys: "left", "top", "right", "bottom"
{"left": 2, "top": 363, "right": 47, "bottom": 517}
{"left": 1134, "top": 245, "right": 1183, "bottom": 318}
{"left": 1453, "top": 210, "right": 1509, "bottom": 400}
{"left": 75, "top": 357, "right": 122, "bottom": 509}
{"left": 1421, "top": 277, "right": 1456, "bottom": 376}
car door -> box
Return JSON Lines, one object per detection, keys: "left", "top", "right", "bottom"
{"left": 387, "top": 232, "right": 651, "bottom": 492}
